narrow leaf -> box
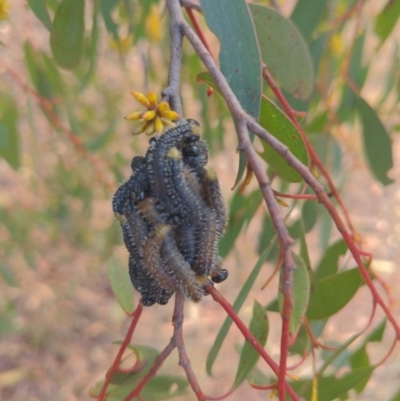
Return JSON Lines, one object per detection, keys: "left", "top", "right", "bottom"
{"left": 0, "top": 94, "right": 20, "bottom": 170}
{"left": 356, "top": 96, "right": 394, "bottom": 185}
{"left": 109, "top": 343, "right": 159, "bottom": 384}
{"left": 108, "top": 257, "right": 135, "bottom": 314}
{"left": 249, "top": 4, "right": 314, "bottom": 100}
{"left": 278, "top": 253, "right": 310, "bottom": 337}
{"left": 307, "top": 268, "right": 364, "bottom": 320}
{"left": 206, "top": 236, "right": 276, "bottom": 376}
{"left": 233, "top": 301, "right": 269, "bottom": 388}
{"left": 28, "top": 0, "right": 53, "bottom": 32}
{"left": 338, "top": 34, "right": 368, "bottom": 121}
{"left": 200, "top": 0, "right": 262, "bottom": 186}
{"left": 375, "top": 0, "right": 400, "bottom": 46}
{"left": 141, "top": 375, "right": 188, "bottom": 400}
{"left": 99, "top": 0, "right": 121, "bottom": 41}
{"left": 290, "top": 0, "right": 328, "bottom": 42}
{"left": 315, "top": 239, "right": 347, "bottom": 281}
{"left": 50, "top": 0, "right": 85, "bottom": 70}
{"left": 218, "top": 189, "right": 263, "bottom": 257}
{"left": 259, "top": 96, "right": 309, "bottom": 182}
{"left": 290, "top": 366, "right": 375, "bottom": 401}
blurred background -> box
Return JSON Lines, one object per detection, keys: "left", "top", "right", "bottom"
{"left": 0, "top": 1, "right": 399, "bottom": 400}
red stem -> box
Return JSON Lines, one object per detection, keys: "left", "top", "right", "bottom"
{"left": 97, "top": 302, "right": 143, "bottom": 401}
{"left": 205, "top": 282, "right": 301, "bottom": 401}
{"left": 185, "top": 7, "right": 213, "bottom": 56}
{"left": 262, "top": 71, "right": 357, "bottom": 237}
{"left": 124, "top": 341, "right": 176, "bottom": 401}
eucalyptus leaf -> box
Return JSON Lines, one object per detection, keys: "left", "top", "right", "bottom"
{"left": 356, "top": 96, "right": 394, "bottom": 185}
{"left": 278, "top": 253, "right": 310, "bottom": 337}
{"left": 249, "top": 4, "right": 314, "bottom": 100}
{"left": 50, "top": 0, "right": 85, "bottom": 70}
{"left": 233, "top": 301, "right": 268, "bottom": 388}
{"left": 375, "top": 0, "right": 400, "bottom": 46}
{"left": 28, "top": 0, "right": 53, "bottom": 32}
{"left": 108, "top": 257, "right": 135, "bottom": 314}
{"left": 307, "top": 268, "right": 364, "bottom": 320}
{"left": 0, "top": 94, "right": 20, "bottom": 170}
{"left": 259, "top": 96, "right": 309, "bottom": 182}
{"left": 201, "top": 0, "right": 262, "bottom": 186}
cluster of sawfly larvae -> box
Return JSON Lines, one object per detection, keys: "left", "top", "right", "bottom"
{"left": 112, "top": 120, "right": 228, "bottom": 306}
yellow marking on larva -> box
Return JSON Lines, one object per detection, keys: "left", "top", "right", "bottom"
{"left": 167, "top": 147, "right": 182, "bottom": 160}
{"left": 204, "top": 165, "right": 217, "bottom": 181}
{"left": 155, "top": 224, "right": 171, "bottom": 238}
{"left": 115, "top": 212, "right": 127, "bottom": 224}
{"left": 189, "top": 120, "right": 201, "bottom": 135}
{"left": 196, "top": 275, "right": 208, "bottom": 284}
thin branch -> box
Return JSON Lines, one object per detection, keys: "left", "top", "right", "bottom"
{"left": 97, "top": 302, "right": 144, "bottom": 401}
{"left": 173, "top": 293, "right": 206, "bottom": 401}
{"left": 163, "top": 1, "right": 184, "bottom": 114}
{"left": 205, "top": 282, "right": 301, "bottom": 401}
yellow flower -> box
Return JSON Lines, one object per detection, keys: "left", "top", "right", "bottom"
{"left": 125, "top": 91, "right": 180, "bottom": 136}
{"left": 0, "top": 0, "right": 10, "bottom": 20}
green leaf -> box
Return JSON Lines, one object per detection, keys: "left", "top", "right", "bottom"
{"left": 356, "top": 96, "right": 394, "bottom": 185}
{"left": 99, "top": 0, "right": 121, "bottom": 41}
{"left": 290, "top": 366, "right": 375, "bottom": 401}
{"left": 108, "top": 257, "right": 135, "bottom": 314}
{"left": 301, "top": 199, "right": 318, "bottom": 233}
{"left": 290, "top": 0, "right": 328, "bottom": 42}
{"left": 249, "top": 4, "right": 314, "bottom": 100}
{"left": 0, "top": 94, "right": 20, "bottom": 170}
{"left": 278, "top": 254, "right": 310, "bottom": 337}
{"left": 79, "top": 1, "right": 99, "bottom": 90}
{"left": 28, "top": 0, "right": 53, "bottom": 32}
{"left": 390, "top": 389, "right": 400, "bottom": 401}
{"left": 109, "top": 344, "right": 159, "bottom": 385}
{"left": 233, "top": 301, "right": 269, "bottom": 388}
{"left": 375, "top": 0, "right": 400, "bottom": 46}
{"left": 259, "top": 96, "right": 309, "bottom": 182}
{"left": 218, "top": 189, "right": 263, "bottom": 257}
{"left": 288, "top": 325, "right": 309, "bottom": 356}
{"left": 307, "top": 268, "right": 364, "bottom": 320}
{"left": 141, "top": 375, "right": 188, "bottom": 400}
{"left": 357, "top": 97, "right": 394, "bottom": 185}
{"left": 315, "top": 239, "right": 347, "bottom": 281}
{"left": 50, "top": 0, "right": 85, "bottom": 70}
{"left": 339, "top": 33, "right": 369, "bottom": 120}
{"left": 0, "top": 264, "right": 18, "bottom": 287}
{"left": 206, "top": 236, "right": 276, "bottom": 376}
{"left": 200, "top": 0, "right": 262, "bottom": 186}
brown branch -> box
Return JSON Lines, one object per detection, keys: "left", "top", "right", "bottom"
{"left": 163, "top": 2, "right": 184, "bottom": 115}
{"left": 173, "top": 293, "right": 206, "bottom": 400}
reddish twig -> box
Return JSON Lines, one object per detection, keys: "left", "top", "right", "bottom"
{"left": 273, "top": 190, "right": 320, "bottom": 200}
{"left": 205, "top": 281, "right": 301, "bottom": 401}
{"left": 124, "top": 341, "right": 176, "bottom": 401}
{"left": 261, "top": 68, "right": 357, "bottom": 238}
{"left": 97, "top": 302, "right": 144, "bottom": 401}
{"left": 303, "top": 318, "right": 337, "bottom": 351}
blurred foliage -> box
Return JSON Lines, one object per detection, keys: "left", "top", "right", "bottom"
{"left": 1, "top": 0, "right": 400, "bottom": 400}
